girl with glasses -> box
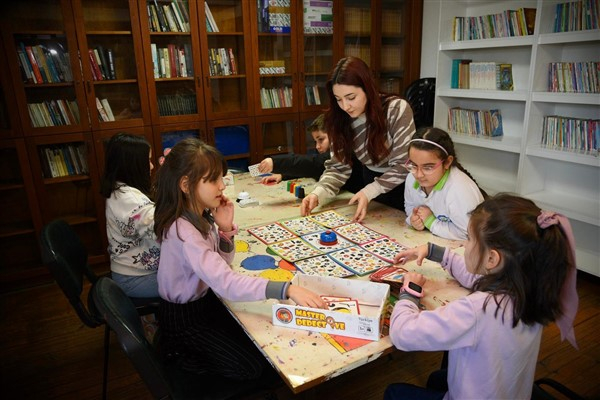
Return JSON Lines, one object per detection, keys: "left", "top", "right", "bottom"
{"left": 404, "top": 127, "right": 485, "bottom": 240}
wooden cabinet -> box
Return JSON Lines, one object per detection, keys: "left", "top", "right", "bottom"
{"left": 0, "top": 0, "right": 423, "bottom": 291}
{"left": 343, "top": 0, "right": 423, "bottom": 95}
{"left": 433, "top": 0, "right": 599, "bottom": 276}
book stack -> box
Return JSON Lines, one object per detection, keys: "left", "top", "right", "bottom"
{"left": 88, "top": 46, "right": 116, "bottom": 81}
{"left": 96, "top": 97, "right": 115, "bottom": 122}
{"left": 17, "top": 41, "right": 73, "bottom": 84}
{"left": 39, "top": 143, "right": 89, "bottom": 178}
{"left": 447, "top": 107, "right": 504, "bottom": 137}
{"left": 208, "top": 48, "right": 237, "bottom": 76}
{"left": 157, "top": 93, "right": 197, "bottom": 116}
{"left": 259, "top": 60, "right": 285, "bottom": 75}
{"left": 451, "top": 60, "right": 513, "bottom": 91}
{"left": 553, "top": 0, "right": 599, "bottom": 32}
{"left": 260, "top": 87, "right": 293, "bottom": 109}
{"left": 542, "top": 115, "right": 599, "bottom": 153}
{"left": 303, "top": 0, "right": 333, "bottom": 34}
{"left": 257, "top": 0, "right": 291, "bottom": 33}
{"left": 548, "top": 61, "right": 599, "bottom": 93}
{"left": 150, "top": 43, "right": 194, "bottom": 78}
{"left": 148, "top": 0, "right": 190, "bottom": 32}
{"left": 452, "top": 7, "right": 536, "bottom": 41}
{"left": 27, "top": 99, "right": 79, "bottom": 127}
{"left": 305, "top": 85, "right": 321, "bottom": 106}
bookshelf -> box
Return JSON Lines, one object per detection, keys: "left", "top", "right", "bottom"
{"left": 0, "top": 0, "right": 424, "bottom": 290}
{"left": 433, "top": 0, "right": 600, "bottom": 276}
{"left": 343, "top": 0, "right": 423, "bottom": 95}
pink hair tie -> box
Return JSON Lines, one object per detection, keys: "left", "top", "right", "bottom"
{"left": 537, "top": 210, "right": 579, "bottom": 349}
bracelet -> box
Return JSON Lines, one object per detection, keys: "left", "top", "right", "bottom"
{"left": 218, "top": 223, "right": 239, "bottom": 239}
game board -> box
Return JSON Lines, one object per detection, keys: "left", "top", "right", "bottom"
{"left": 247, "top": 210, "right": 408, "bottom": 278}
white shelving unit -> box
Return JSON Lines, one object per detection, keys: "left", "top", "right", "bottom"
{"left": 433, "top": 0, "right": 600, "bottom": 276}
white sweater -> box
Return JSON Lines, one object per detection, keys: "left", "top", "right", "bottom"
{"left": 404, "top": 167, "right": 484, "bottom": 240}
{"left": 105, "top": 184, "right": 160, "bottom": 276}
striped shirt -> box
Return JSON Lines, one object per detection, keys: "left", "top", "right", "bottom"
{"left": 312, "top": 97, "right": 415, "bottom": 202}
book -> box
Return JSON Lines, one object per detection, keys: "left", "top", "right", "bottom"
{"left": 498, "top": 63, "right": 514, "bottom": 90}
{"left": 96, "top": 97, "right": 110, "bottom": 122}
{"left": 205, "top": 2, "right": 219, "bottom": 32}
{"left": 490, "top": 109, "right": 504, "bottom": 137}
{"left": 100, "top": 99, "right": 115, "bottom": 121}
{"left": 269, "top": 0, "right": 291, "bottom": 33}
{"left": 24, "top": 44, "right": 43, "bottom": 84}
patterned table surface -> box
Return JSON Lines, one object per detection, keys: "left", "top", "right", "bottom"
{"left": 221, "top": 190, "right": 469, "bottom": 394}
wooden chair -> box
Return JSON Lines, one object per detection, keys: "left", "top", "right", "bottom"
{"left": 40, "top": 219, "right": 160, "bottom": 399}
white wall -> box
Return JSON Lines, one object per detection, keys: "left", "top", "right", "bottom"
{"left": 420, "top": 0, "right": 441, "bottom": 78}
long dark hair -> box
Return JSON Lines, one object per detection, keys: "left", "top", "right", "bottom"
{"left": 470, "top": 194, "right": 573, "bottom": 327}
{"left": 153, "top": 138, "right": 227, "bottom": 241}
{"left": 409, "top": 127, "right": 488, "bottom": 198}
{"left": 325, "top": 56, "right": 396, "bottom": 165}
{"left": 100, "top": 132, "right": 151, "bottom": 198}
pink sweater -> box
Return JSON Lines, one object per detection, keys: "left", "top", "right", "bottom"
{"left": 389, "top": 249, "right": 543, "bottom": 400}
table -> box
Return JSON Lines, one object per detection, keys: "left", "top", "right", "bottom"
{"left": 222, "top": 186, "right": 469, "bottom": 394}
{"left": 224, "top": 172, "right": 353, "bottom": 228}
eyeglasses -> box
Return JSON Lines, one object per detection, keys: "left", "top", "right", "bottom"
{"left": 403, "top": 159, "right": 444, "bottom": 175}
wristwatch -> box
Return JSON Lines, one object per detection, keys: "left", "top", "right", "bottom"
{"left": 401, "top": 280, "right": 424, "bottom": 298}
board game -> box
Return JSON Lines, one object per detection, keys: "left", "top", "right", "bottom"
{"left": 247, "top": 210, "right": 409, "bottom": 278}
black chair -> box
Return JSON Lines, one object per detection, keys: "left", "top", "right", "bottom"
{"left": 531, "top": 378, "right": 585, "bottom": 400}
{"left": 92, "top": 276, "right": 273, "bottom": 400}
{"left": 404, "top": 77, "right": 436, "bottom": 129}
{"left": 40, "top": 219, "right": 160, "bottom": 399}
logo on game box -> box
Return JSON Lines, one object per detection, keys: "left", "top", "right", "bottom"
{"left": 275, "top": 307, "right": 293, "bottom": 324}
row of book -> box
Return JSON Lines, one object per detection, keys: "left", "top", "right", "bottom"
{"left": 96, "top": 98, "right": 116, "bottom": 122}
{"left": 258, "top": 60, "right": 285, "bottom": 75}
{"left": 305, "top": 85, "right": 321, "bottom": 106}
{"left": 150, "top": 43, "right": 194, "bottom": 79}
{"left": 27, "top": 99, "right": 80, "bottom": 128}
{"left": 17, "top": 42, "right": 73, "bottom": 84}
{"left": 448, "top": 107, "right": 504, "bottom": 137}
{"left": 451, "top": 60, "right": 514, "bottom": 90}
{"left": 208, "top": 48, "right": 238, "bottom": 76}
{"left": 553, "top": 0, "right": 599, "bottom": 32}
{"left": 260, "top": 86, "right": 292, "bottom": 109}
{"left": 157, "top": 93, "right": 197, "bottom": 116}
{"left": 452, "top": 8, "right": 535, "bottom": 41}
{"left": 257, "top": 0, "right": 291, "bottom": 33}
{"left": 39, "top": 144, "right": 89, "bottom": 179}
{"left": 542, "top": 115, "right": 599, "bottom": 153}
{"left": 205, "top": 2, "right": 219, "bottom": 32}
{"left": 148, "top": 0, "right": 190, "bottom": 33}
{"left": 88, "top": 46, "right": 116, "bottom": 81}
{"left": 548, "top": 61, "right": 599, "bottom": 93}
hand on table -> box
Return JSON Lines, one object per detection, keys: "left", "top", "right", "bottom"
{"left": 288, "top": 285, "right": 327, "bottom": 309}
{"left": 348, "top": 191, "right": 369, "bottom": 222}
{"left": 394, "top": 244, "right": 429, "bottom": 266}
{"left": 260, "top": 173, "right": 282, "bottom": 184}
{"left": 403, "top": 271, "right": 427, "bottom": 287}
{"left": 300, "top": 194, "right": 319, "bottom": 216}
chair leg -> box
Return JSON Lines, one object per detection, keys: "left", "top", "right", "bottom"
{"left": 102, "top": 324, "right": 110, "bottom": 400}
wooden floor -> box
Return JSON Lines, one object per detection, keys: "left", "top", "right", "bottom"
{"left": 1, "top": 271, "right": 599, "bottom": 400}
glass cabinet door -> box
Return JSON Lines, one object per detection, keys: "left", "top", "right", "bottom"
{"left": 209, "top": 118, "right": 254, "bottom": 171}
{"left": 73, "top": 0, "right": 151, "bottom": 130}
{"left": 2, "top": 0, "right": 89, "bottom": 135}
{"left": 200, "top": 0, "right": 253, "bottom": 119}
{"left": 140, "top": 0, "right": 206, "bottom": 125}
{"left": 153, "top": 122, "right": 207, "bottom": 165}
{"left": 255, "top": 114, "right": 300, "bottom": 162}
{"left": 299, "top": 0, "right": 340, "bottom": 111}
{"left": 251, "top": 0, "right": 299, "bottom": 115}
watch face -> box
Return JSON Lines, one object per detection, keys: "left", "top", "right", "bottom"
{"left": 408, "top": 281, "right": 422, "bottom": 293}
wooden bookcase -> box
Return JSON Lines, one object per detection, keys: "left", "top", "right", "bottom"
{"left": 433, "top": 0, "right": 599, "bottom": 277}
{"left": 0, "top": 0, "right": 423, "bottom": 291}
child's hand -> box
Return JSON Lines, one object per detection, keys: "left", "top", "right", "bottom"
{"left": 349, "top": 191, "right": 369, "bottom": 222}
{"left": 403, "top": 271, "right": 426, "bottom": 287}
{"left": 416, "top": 206, "right": 433, "bottom": 221}
{"left": 300, "top": 194, "right": 319, "bottom": 216}
{"left": 394, "top": 244, "right": 428, "bottom": 266}
{"left": 260, "top": 174, "right": 282, "bottom": 184}
{"left": 287, "top": 285, "right": 327, "bottom": 309}
{"left": 410, "top": 208, "right": 425, "bottom": 230}
{"left": 213, "top": 195, "right": 234, "bottom": 231}
{"left": 258, "top": 158, "right": 274, "bottom": 173}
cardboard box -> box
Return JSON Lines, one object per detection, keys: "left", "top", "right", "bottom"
{"left": 272, "top": 274, "right": 390, "bottom": 340}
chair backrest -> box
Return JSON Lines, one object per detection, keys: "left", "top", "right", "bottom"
{"left": 92, "top": 276, "right": 172, "bottom": 399}
{"left": 40, "top": 219, "right": 103, "bottom": 328}
{"left": 404, "top": 77, "right": 436, "bottom": 129}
